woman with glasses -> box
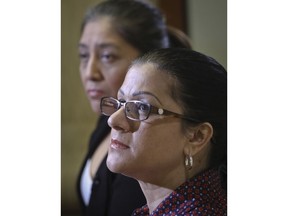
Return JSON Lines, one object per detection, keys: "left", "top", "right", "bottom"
{"left": 76, "top": 0, "right": 192, "bottom": 215}
{"left": 101, "top": 48, "right": 227, "bottom": 215}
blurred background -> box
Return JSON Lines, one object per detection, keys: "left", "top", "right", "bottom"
{"left": 61, "top": 0, "right": 226, "bottom": 215}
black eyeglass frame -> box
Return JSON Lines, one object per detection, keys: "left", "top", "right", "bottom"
{"left": 100, "top": 96, "right": 201, "bottom": 123}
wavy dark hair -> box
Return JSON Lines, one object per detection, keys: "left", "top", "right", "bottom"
{"left": 81, "top": 0, "right": 169, "bottom": 54}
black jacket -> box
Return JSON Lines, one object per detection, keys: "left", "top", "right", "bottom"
{"left": 77, "top": 115, "right": 146, "bottom": 216}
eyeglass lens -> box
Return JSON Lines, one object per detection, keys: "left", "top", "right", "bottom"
{"left": 101, "top": 97, "right": 151, "bottom": 121}
{"left": 101, "top": 98, "right": 119, "bottom": 115}
{"left": 125, "top": 101, "right": 150, "bottom": 120}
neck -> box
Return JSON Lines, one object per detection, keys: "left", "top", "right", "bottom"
{"left": 138, "top": 181, "right": 173, "bottom": 214}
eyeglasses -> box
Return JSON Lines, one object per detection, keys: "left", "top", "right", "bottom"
{"left": 100, "top": 96, "right": 201, "bottom": 122}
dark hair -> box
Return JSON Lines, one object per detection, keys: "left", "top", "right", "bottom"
{"left": 167, "top": 26, "right": 192, "bottom": 49}
{"left": 81, "top": 0, "right": 169, "bottom": 54}
{"left": 133, "top": 48, "right": 227, "bottom": 170}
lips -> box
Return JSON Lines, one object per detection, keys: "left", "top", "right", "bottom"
{"left": 110, "top": 139, "right": 129, "bottom": 150}
{"left": 87, "top": 89, "right": 104, "bottom": 99}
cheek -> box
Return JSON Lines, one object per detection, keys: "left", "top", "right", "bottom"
{"left": 134, "top": 123, "right": 185, "bottom": 158}
{"left": 105, "top": 70, "right": 127, "bottom": 95}
{"left": 127, "top": 124, "right": 186, "bottom": 180}
{"left": 79, "top": 67, "right": 85, "bottom": 85}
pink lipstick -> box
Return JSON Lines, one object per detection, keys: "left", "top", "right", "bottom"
{"left": 87, "top": 89, "right": 104, "bottom": 99}
{"left": 110, "top": 139, "right": 129, "bottom": 150}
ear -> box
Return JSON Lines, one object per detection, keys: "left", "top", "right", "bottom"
{"left": 183, "top": 122, "right": 213, "bottom": 156}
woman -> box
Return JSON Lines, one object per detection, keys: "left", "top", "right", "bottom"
{"left": 77, "top": 0, "right": 191, "bottom": 215}
{"left": 101, "top": 48, "right": 227, "bottom": 215}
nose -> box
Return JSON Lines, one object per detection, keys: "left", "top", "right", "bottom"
{"left": 108, "top": 107, "right": 131, "bottom": 132}
{"left": 86, "top": 55, "right": 103, "bottom": 81}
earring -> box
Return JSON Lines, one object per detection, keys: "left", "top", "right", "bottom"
{"left": 185, "top": 154, "right": 193, "bottom": 170}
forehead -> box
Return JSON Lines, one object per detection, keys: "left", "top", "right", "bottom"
{"left": 121, "top": 63, "right": 172, "bottom": 98}
{"left": 80, "top": 17, "right": 124, "bottom": 47}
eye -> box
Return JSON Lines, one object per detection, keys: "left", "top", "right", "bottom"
{"left": 137, "top": 102, "right": 150, "bottom": 113}
{"left": 100, "top": 53, "right": 116, "bottom": 63}
{"left": 79, "top": 52, "right": 89, "bottom": 60}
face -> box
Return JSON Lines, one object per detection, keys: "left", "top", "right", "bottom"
{"left": 79, "top": 17, "right": 140, "bottom": 113}
{"left": 107, "top": 63, "right": 188, "bottom": 185}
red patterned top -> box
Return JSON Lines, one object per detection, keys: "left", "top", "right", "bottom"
{"left": 132, "top": 168, "right": 227, "bottom": 216}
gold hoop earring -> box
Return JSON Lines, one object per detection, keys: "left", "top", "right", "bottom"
{"left": 185, "top": 155, "right": 193, "bottom": 170}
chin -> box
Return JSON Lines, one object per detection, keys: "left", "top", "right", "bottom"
{"left": 107, "top": 158, "right": 142, "bottom": 182}
{"left": 106, "top": 157, "right": 121, "bottom": 173}
{"left": 90, "top": 100, "right": 101, "bottom": 113}
{"left": 106, "top": 153, "right": 128, "bottom": 174}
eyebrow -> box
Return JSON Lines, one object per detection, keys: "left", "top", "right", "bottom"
{"left": 78, "top": 43, "right": 120, "bottom": 50}
{"left": 119, "top": 89, "right": 163, "bottom": 105}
